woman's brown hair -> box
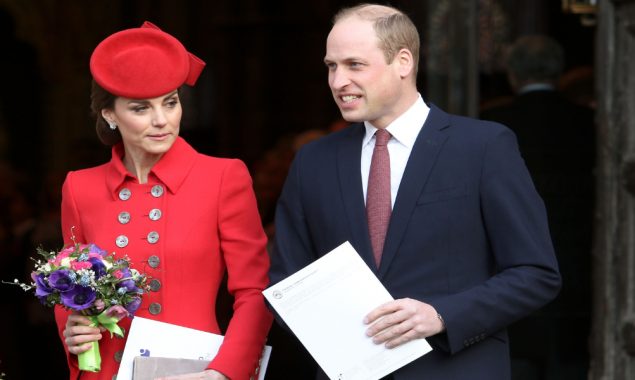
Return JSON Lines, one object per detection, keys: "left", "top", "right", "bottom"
{"left": 90, "top": 80, "right": 121, "bottom": 146}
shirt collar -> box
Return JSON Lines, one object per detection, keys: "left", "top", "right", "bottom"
{"left": 105, "top": 136, "right": 197, "bottom": 198}
{"left": 518, "top": 83, "right": 555, "bottom": 94}
{"left": 363, "top": 94, "right": 429, "bottom": 148}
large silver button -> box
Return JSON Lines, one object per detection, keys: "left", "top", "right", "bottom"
{"left": 115, "top": 235, "right": 129, "bottom": 248}
{"left": 151, "top": 185, "right": 164, "bottom": 198}
{"left": 147, "top": 231, "right": 159, "bottom": 244}
{"left": 148, "top": 255, "right": 160, "bottom": 268}
{"left": 149, "top": 302, "right": 162, "bottom": 315}
{"left": 149, "top": 208, "right": 162, "bottom": 221}
{"left": 114, "top": 350, "right": 123, "bottom": 363}
{"left": 118, "top": 211, "right": 131, "bottom": 224}
{"left": 118, "top": 188, "right": 131, "bottom": 201}
{"left": 149, "top": 279, "right": 162, "bottom": 292}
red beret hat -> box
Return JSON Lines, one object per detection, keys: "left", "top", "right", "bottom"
{"left": 90, "top": 21, "right": 205, "bottom": 99}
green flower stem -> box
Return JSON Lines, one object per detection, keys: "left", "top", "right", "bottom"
{"left": 77, "top": 310, "right": 125, "bottom": 372}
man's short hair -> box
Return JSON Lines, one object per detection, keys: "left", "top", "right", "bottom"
{"left": 333, "top": 4, "right": 420, "bottom": 79}
{"left": 505, "top": 35, "right": 564, "bottom": 84}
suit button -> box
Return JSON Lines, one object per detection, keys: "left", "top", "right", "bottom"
{"left": 114, "top": 350, "right": 123, "bottom": 362}
{"left": 151, "top": 185, "right": 164, "bottom": 198}
{"left": 115, "top": 235, "right": 129, "bottom": 248}
{"left": 147, "top": 231, "right": 159, "bottom": 244}
{"left": 149, "top": 279, "right": 162, "bottom": 291}
{"left": 149, "top": 302, "right": 162, "bottom": 315}
{"left": 463, "top": 339, "right": 469, "bottom": 347}
{"left": 148, "top": 255, "right": 160, "bottom": 268}
{"left": 149, "top": 208, "right": 162, "bottom": 221}
{"left": 119, "top": 188, "right": 131, "bottom": 201}
{"left": 118, "top": 211, "right": 131, "bottom": 224}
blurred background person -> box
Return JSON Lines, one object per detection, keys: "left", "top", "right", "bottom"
{"left": 481, "top": 34, "right": 595, "bottom": 380}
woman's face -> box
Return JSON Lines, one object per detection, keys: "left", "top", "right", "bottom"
{"left": 102, "top": 90, "right": 181, "bottom": 159}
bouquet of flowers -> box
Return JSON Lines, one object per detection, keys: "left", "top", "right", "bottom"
{"left": 11, "top": 239, "right": 149, "bottom": 372}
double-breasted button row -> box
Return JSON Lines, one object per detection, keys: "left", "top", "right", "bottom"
{"left": 119, "top": 185, "right": 164, "bottom": 200}
{"left": 118, "top": 209, "right": 162, "bottom": 223}
{"left": 117, "top": 210, "right": 162, "bottom": 224}
{"left": 115, "top": 185, "right": 164, "bottom": 247}
{"left": 115, "top": 231, "right": 160, "bottom": 246}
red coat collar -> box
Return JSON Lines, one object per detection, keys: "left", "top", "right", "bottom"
{"left": 105, "top": 136, "right": 198, "bottom": 199}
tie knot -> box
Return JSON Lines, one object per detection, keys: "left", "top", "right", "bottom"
{"left": 375, "top": 129, "right": 391, "bottom": 146}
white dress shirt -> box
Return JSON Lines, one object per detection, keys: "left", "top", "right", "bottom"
{"left": 361, "top": 94, "right": 430, "bottom": 207}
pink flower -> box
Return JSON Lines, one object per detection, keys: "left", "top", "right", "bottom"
{"left": 113, "top": 270, "right": 124, "bottom": 279}
{"left": 105, "top": 305, "right": 129, "bottom": 321}
{"left": 52, "top": 248, "right": 73, "bottom": 265}
{"left": 71, "top": 261, "right": 92, "bottom": 270}
{"left": 94, "top": 299, "right": 106, "bottom": 311}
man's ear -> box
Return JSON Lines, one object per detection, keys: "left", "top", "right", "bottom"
{"left": 396, "top": 48, "right": 415, "bottom": 78}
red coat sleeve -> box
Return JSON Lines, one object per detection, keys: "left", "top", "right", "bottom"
{"left": 207, "top": 159, "right": 273, "bottom": 380}
{"left": 54, "top": 172, "right": 84, "bottom": 380}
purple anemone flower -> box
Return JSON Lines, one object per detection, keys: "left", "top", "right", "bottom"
{"left": 125, "top": 297, "right": 142, "bottom": 315}
{"left": 88, "top": 257, "right": 107, "bottom": 279}
{"left": 31, "top": 272, "right": 54, "bottom": 298}
{"left": 118, "top": 280, "right": 138, "bottom": 294}
{"left": 61, "top": 285, "right": 96, "bottom": 310}
{"left": 48, "top": 269, "right": 75, "bottom": 292}
{"left": 87, "top": 243, "right": 107, "bottom": 256}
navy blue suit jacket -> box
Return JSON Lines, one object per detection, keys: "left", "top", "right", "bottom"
{"left": 269, "top": 104, "right": 561, "bottom": 380}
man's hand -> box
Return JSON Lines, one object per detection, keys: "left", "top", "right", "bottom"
{"left": 364, "top": 298, "right": 445, "bottom": 348}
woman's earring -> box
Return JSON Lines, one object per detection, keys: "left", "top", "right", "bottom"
{"left": 107, "top": 121, "right": 117, "bottom": 130}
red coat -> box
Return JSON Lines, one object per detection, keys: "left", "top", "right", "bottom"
{"left": 55, "top": 137, "right": 273, "bottom": 380}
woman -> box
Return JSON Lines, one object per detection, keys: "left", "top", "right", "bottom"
{"left": 57, "top": 22, "right": 273, "bottom": 380}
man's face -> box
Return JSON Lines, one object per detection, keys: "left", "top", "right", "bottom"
{"left": 324, "top": 16, "right": 403, "bottom": 129}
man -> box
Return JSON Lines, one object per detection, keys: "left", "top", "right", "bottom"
{"left": 481, "top": 35, "right": 595, "bottom": 379}
{"left": 269, "top": 4, "right": 561, "bottom": 379}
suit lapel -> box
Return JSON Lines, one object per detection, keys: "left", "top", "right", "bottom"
{"left": 378, "top": 105, "right": 450, "bottom": 278}
{"left": 336, "top": 124, "right": 376, "bottom": 270}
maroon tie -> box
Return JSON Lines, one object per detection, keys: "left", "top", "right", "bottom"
{"left": 367, "top": 129, "right": 391, "bottom": 267}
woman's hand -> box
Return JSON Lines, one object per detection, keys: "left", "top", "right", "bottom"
{"left": 156, "top": 369, "right": 229, "bottom": 380}
{"left": 62, "top": 313, "right": 102, "bottom": 355}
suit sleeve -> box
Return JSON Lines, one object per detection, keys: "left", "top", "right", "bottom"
{"left": 430, "top": 127, "right": 561, "bottom": 354}
{"left": 208, "top": 159, "right": 273, "bottom": 380}
{"left": 268, "top": 149, "right": 319, "bottom": 287}
{"left": 54, "top": 172, "right": 84, "bottom": 379}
